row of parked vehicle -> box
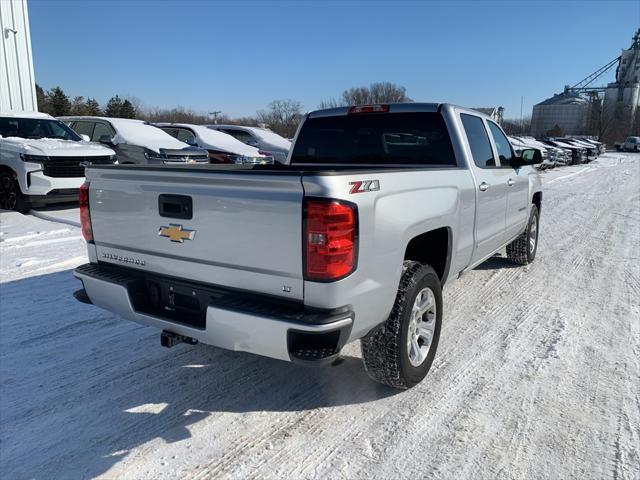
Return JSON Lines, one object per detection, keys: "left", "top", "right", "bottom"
{"left": 508, "top": 135, "right": 605, "bottom": 170}
{"left": 0, "top": 112, "right": 292, "bottom": 212}
{"left": 0, "top": 109, "right": 611, "bottom": 213}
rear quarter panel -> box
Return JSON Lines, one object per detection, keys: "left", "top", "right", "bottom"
{"left": 303, "top": 169, "right": 476, "bottom": 339}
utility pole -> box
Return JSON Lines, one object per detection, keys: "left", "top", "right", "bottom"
{"left": 520, "top": 96, "right": 524, "bottom": 134}
{"left": 209, "top": 111, "right": 222, "bottom": 124}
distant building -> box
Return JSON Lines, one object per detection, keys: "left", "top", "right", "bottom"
{"left": 531, "top": 30, "right": 640, "bottom": 141}
{"left": 603, "top": 29, "right": 640, "bottom": 128}
{"left": 530, "top": 94, "right": 591, "bottom": 137}
{"left": 0, "top": 0, "right": 37, "bottom": 111}
{"left": 472, "top": 107, "right": 504, "bottom": 124}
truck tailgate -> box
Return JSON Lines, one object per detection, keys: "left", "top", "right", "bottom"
{"left": 86, "top": 167, "right": 305, "bottom": 300}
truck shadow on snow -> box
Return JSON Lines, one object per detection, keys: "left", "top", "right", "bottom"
{"left": 473, "top": 253, "right": 522, "bottom": 270}
{"left": 1, "top": 269, "right": 399, "bottom": 478}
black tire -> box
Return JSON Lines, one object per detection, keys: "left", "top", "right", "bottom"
{"left": 360, "top": 261, "right": 442, "bottom": 390}
{"left": 0, "top": 172, "right": 31, "bottom": 213}
{"left": 506, "top": 204, "right": 539, "bottom": 265}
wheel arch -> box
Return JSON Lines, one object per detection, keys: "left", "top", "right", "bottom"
{"left": 0, "top": 165, "right": 17, "bottom": 177}
{"left": 403, "top": 227, "right": 452, "bottom": 283}
{"left": 532, "top": 191, "right": 542, "bottom": 214}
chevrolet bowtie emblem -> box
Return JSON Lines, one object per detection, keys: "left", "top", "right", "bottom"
{"left": 158, "top": 224, "right": 195, "bottom": 243}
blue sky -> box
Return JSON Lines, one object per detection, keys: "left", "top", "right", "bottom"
{"left": 29, "top": 0, "right": 639, "bottom": 119}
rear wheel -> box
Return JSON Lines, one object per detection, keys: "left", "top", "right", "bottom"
{"left": 360, "top": 261, "right": 442, "bottom": 389}
{"left": 0, "top": 172, "right": 30, "bottom": 213}
{"left": 506, "top": 204, "right": 539, "bottom": 265}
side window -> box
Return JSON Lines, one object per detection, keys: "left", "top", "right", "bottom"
{"left": 92, "top": 122, "right": 114, "bottom": 142}
{"left": 222, "top": 129, "right": 255, "bottom": 145}
{"left": 487, "top": 122, "right": 514, "bottom": 167}
{"left": 174, "top": 128, "right": 196, "bottom": 144}
{"left": 72, "top": 121, "right": 95, "bottom": 138}
{"left": 460, "top": 114, "right": 495, "bottom": 168}
{"left": 160, "top": 127, "right": 179, "bottom": 139}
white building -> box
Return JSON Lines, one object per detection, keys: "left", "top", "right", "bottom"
{"left": 0, "top": 0, "right": 37, "bottom": 111}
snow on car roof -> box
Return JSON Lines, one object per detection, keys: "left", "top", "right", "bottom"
{"left": 0, "top": 111, "right": 53, "bottom": 119}
{"left": 160, "top": 123, "right": 263, "bottom": 157}
{"left": 62, "top": 116, "right": 188, "bottom": 152}
{"left": 212, "top": 125, "right": 292, "bottom": 150}
{"left": 250, "top": 128, "right": 292, "bottom": 149}
{"left": 108, "top": 118, "right": 188, "bottom": 152}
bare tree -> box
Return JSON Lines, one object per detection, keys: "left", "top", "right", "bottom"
{"left": 256, "top": 99, "right": 303, "bottom": 138}
{"left": 138, "top": 106, "right": 212, "bottom": 124}
{"left": 502, "top": 117, "right": 531, "bottom": 136}
{"left": 320, "top": 82, "right": 412, "bottom": 108}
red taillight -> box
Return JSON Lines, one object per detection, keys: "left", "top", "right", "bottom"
{"left": 79, "top": 182, "right": 93, "bottom": 242}
{"left": 304, "top": 199, "right": 357, "bottom": 281}
{"left": 348, "top": 104, "right": 389, "bottom": 114}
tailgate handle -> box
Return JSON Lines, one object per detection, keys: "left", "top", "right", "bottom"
{"left": 159, "top": 194, "right": 193, "bottom": 220}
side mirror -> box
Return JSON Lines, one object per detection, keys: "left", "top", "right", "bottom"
{"left": 513, "top": 148, "right": 542, "bottom": 166}
{"left": 99, "top": 135, "right": 115, "bottom": 146}
{"left": 80, "top": 134, "right": 91, "bottom": 142}
{"left": 185, "top": 138, "right": 197, "bottom": 147}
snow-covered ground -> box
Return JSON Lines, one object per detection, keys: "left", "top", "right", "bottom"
{"left": 1, "top": 153, "right": 639, "bottom": 479}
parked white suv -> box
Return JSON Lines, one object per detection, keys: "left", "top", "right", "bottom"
{"left": 0, "top": 112, "right": 116, "bottom": 212}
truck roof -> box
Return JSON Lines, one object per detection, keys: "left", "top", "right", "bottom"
{"left": 306, "top": 103, "right": 494, "bottom": 121}
{"left": 0, "top": 111, "right": 53, "bottom": 119}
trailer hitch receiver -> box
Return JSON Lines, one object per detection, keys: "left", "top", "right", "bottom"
{"left": 160, "top": 330, "right": 198, "bottom": 348}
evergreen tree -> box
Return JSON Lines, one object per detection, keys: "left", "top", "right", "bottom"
{"left": 119, "top": 99, "right": 137, "bottom": 119}
{"left": 105, "top": 95, "right": 124, "bottom": 117}
{"left": 70, "top": 96, "right": 89, "bottom": 115}
{"left": 47, "top": 86, "right": 71, "bottom": 116}
{"left": 35, "top": 84, "right": 50, "bottom": 113}
{"left": 85, "top": 98, "right": 102, "bottom": 116}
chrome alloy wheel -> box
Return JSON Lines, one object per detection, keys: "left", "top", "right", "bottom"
{"left": 529, "top": 214, "right": 538, "bottom": 253}
{"left": 407, "top": 287, "right": 437, "bottom": 367}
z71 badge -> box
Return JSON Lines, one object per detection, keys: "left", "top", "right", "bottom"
{"left": 349, "top": 180, "right": 380, "bottom": 194}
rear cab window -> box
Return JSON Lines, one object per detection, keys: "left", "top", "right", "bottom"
{"left": 290, "top": 112, "right": 456, "bottom": 166}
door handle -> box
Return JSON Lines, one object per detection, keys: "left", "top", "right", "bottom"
{"left": 478, "top": 182, "right": 489, "bottom": 192}
{"left": 507, "top": 178, "right": 515, "bottom": 186}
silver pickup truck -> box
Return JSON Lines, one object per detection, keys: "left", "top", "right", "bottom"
{"left": 74, "top": 103, "right": 543, "bottom": 389}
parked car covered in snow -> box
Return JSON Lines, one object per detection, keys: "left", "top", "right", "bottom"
{"left": 557, "top": 138, "right": 597, "bottom": 161}
{"left": 205, "top": 125, "right": 291, "bottom": 163}
{"left": 155, "top": 123, "right": 273, "bottom": 165}
{"left": 543, "top": 139, "right": 585, "bottom": 165}
{"left": 0, "top": 112, "right": 116, "bottom": 212}
{"left": 60, "top": 117, "right": 209, "bottom": 165}
{"left": 509, "top": 136, "right": 552, "bottom": 169}
{"left": 577, "top": 137, "right": 606, "bottom": 154}
{"left": 517, "top": 136, "right": 571, "bottom": 166}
